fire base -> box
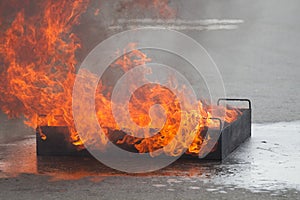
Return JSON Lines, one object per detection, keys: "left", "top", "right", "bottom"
{"left": 36, "top": 99, "right": 251, "bottom": 161}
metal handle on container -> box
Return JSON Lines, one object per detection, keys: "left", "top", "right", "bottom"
{"left": 217, "top": 98, "right": 251, "bottom": 110}
{"left": 203, "top": 117, "right": 223, "bottom": 132}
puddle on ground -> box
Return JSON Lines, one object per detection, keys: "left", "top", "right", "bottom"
{"left": 0, "top": 121, "right": 299, "bottom": 192}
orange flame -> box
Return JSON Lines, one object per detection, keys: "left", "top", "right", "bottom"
{"left": 0, "top": 0, "right": 89, "bottom": 145}
{"left": 0, "top": 1, "right": 241, "bottom": 157}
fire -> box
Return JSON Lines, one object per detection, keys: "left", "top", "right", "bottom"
{"left": 0, "top": 1, "right": 241, "bottom": 157}
{"left": 0, "top": 0, "right": 90, "bottom": 146}
{"left": 134, "top": 0, "right": 176, "bottom": 18}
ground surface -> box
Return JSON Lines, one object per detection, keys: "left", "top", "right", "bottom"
{"left": 0, "top": 122, "right": 300, "bottom": 200}
{"left": 1, "top": 0, "right": 300, "bottom": 199}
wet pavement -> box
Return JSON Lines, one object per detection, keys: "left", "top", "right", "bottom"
{"left": 1, "top": 122, "right": 300, "bottom": 199}
{"left": 1, "top": 0, "right": 300, "bottom": 199}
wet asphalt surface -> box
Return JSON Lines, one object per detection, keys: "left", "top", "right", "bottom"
{"left": 1, "top": 0, "right": 300, "bottom": 199}
{"left": 1, "top": 122, "right": 300, "bottom": 199}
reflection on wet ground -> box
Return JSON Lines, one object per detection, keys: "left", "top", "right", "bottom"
{"left": 1, "top": 121, "right": 300, "bottom": 192}
{"left": 0, "top": 134, "right": 223, "bottom": 180}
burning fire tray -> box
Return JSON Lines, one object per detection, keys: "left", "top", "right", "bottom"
{"left": 36, "top": 98, "right": 251, "bottom": 161}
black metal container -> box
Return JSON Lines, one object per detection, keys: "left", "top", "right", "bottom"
{"left": 36, "top": 98, "right": 251, "bottom": 160}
